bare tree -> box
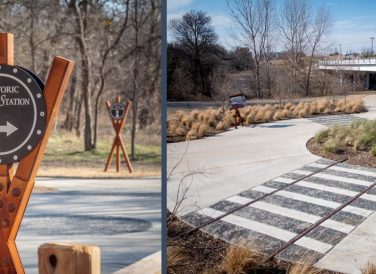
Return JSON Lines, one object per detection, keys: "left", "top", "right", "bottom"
{"left": 69, "top": 0, "right": 95, "bottom": 151}
{"left": 0, "top": 0, "right": 159, "bottom": 157}
{"left": 169, "top": 10, "right": 217, "bottom": 97}
{"left": 305, "top": 6, "right": 332, "bottom": 96}
{"left": 279, "top": 0, "right": 310, "bottom": 93}
{"left": 227, "top": 0, "right": 275, "bottom": 99}
{"left": 93, "top": 0, "right": 131, "bottom": 148}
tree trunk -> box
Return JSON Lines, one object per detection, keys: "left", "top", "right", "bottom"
{"left": 71, "top": 0, "right": 94, "bottom": 151}
{"left": 131, "top": 0, "right": 139, "bottom": 160}
{"left": 63, "top": 71, "right": 78, "bottom": 131}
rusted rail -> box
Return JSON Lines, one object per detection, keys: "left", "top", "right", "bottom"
{"left": 264, "top": 179, "right": 376, "bottom": 262}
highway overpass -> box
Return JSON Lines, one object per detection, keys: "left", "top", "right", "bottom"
{"left": 317, "top": 59, "right": 376, "bottom": 89}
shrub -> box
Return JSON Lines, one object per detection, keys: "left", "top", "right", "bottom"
{"left": 186, "top": 128, "right": 197, "bottom": 140}
{"left": 170, "top": 98, "right": 366, "bottom": 142}
{"left": 323, "top": 138, "right": 344, "bottom": 153}
{"left": 174, "top": 127, "right": 187, "bottom": 137}
{"left": 317, "top": 99, "right": 330, "bottom": 112}
{"left": 221, "top": 246, "right": 260, "bottom": 274}
{"left": 263, "top": 110, "right": 274, "bottom": 122}
{"left": 181, "top": 115, "right": 193, "bottom": 127}
{"left": 191, "top": 109, "right": 200, "bottom": 120}
{"left": 198, "top": 113, "right": 209, "bottom": 122}
{"left": 315, "top": 129, "right": 329, "bottom": 144}
{"left": 298, "top": 108, "right": 309, "bottom": 118}
{"left": 288, "top": 261, "right": 323, "bottom": 274}
{"left": 329, "top": 126, "right": 348, "bottom": 142}
{"left": 245, "top": 112, "right": 255, "bottom": 125}
{"left": 198, "top": 124, "right": 209, "bottom": 137}
{"left": 273, "top": 110, "right": 284, "bottom": 121}
{"left": 371, "top": 145, "right": 376, "bottom": 157}
{"left": 284, "top": 103, "right": 293, "bottom": 110}
{"left": 175, "top": 110, "right": 186, "bottom": 120}
{"left": 282, "top": 109, "right": 292, "bottom": 118}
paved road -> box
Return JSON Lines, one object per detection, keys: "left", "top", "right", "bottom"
{"left": 168, "top": 94, "right": 376, "bottom": 273}
{"left": 17, "top": 177, "right": 161, "bottom": 274}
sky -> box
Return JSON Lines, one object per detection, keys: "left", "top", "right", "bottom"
{"left": 167, "top": 0, "right": 376, "bottom": 54}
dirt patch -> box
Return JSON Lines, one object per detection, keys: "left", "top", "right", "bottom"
{"left": 307, "top": 138, "right": 376, "bottom": 168}
{"left": 167, "top": 211, "right": 229, "bottom": 273}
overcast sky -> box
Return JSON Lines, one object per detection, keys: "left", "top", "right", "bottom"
{"left": 167, "top": 0, "right": 376, "bottom": 54}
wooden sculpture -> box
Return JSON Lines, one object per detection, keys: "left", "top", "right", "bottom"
{"left": 229, "top": 93, "right": 246, "bottom": 129}
{"left": 0, "top": 33, "right": 74, "bottom": 274}
{"left": 104, "top": 96, "right": 133, "bottom": 173}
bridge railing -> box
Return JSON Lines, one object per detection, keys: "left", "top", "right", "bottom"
{"left": 319, "top": 58, "right": 376, "bottom": 66}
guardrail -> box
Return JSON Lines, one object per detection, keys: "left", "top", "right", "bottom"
{"left": 319, "top": 58, "right": 376, "bottom": 65}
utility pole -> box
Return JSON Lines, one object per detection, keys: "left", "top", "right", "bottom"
{"left": 339, "top": 43, "right": 342, "bottom": 59}
{"left": 371, "top": 37, "right": 375, "bottom": 55}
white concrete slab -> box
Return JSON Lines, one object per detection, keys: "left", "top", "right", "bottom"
{"left": 315, "top": 211, "right": 376, "bottom": 274}
{"left": 113, "top": 251, "right": 161, "bottom": 274}
{"left": 200, "top": 207, "right": 332, "bottom": 254}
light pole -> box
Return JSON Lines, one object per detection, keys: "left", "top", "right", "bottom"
{"left": 371, "top": 37, "right": 375, "bottom": 55}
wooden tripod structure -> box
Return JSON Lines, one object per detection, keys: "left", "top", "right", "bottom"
{"left": 104, "top": 96, "right": 133, "bottom": 173}
{"left": 0, "top": 33, "right": 74, "bottom": 274}
{"left": 231, "top": 107, "right": 244, "bottom": 129}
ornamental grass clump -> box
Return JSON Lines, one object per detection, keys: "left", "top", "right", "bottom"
{"left": 167, "top": 98, "right": 367, "bottom": 142}
{"left": 314, "top": 120, "right": 376, "bottom": 156}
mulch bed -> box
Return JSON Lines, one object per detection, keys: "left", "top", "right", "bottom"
{"left": 167, "top": 211, "right": 229, "bottom": 274}
{"left": 307, "top": 138, "right": 376, "bottom": 168}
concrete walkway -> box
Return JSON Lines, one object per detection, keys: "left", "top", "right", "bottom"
{"left": 113, "top": 251, "right": 161, "bottom": 274}
{"left": 167, "top": 94, "right": 376, "bottom": 273}
{"left": 18, "top": 177, "right": 161, "bottom": 274}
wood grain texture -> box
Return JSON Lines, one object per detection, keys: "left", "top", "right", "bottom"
{"left": 38, "top": 243, "right": 100, "bottom": 274}
{"left": 0, "top": 33, "right": 14, "bottom": 65}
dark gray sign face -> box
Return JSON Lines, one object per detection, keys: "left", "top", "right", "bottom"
{"left": 110, "top": 103, "right": 125, "bottom": 120}
{"left": 0, "top": 65, "right": 46, "bottom": 164}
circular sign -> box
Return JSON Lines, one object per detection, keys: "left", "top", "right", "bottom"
{"left": 0, "top": 65, "right": 46, "bottom": 164}
{"left": 110, "top": 103, "right": 125, "bottom": 120}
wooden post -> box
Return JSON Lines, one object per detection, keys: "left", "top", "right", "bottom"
{"left": 0, "top": 33, "right": 14, "bottom": 65}
{"left": 231, "top": 107, "right": 244, "bottom": 129}
{"left": 0, "top": 33, "right": 74, "bottom": 273}
{"left": 104, "top": 96, "right": 133, "bottom": 173}
{"left": 38, "top": 243, "right": 101, "bottom": 274}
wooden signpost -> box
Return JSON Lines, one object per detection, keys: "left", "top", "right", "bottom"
{"left": 0, "top": 33, "right": 74, "bottom": 273}
{"left": 104, "top": 96, "right": 133, "bottom": 173}
{"left": 229, "top": 93, "right": 246, "bottom": 129}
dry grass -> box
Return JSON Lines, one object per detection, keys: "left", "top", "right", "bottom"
{"left": 314, "top": 120, "right": 376, "bottom": 157}
{"left": 287, "top": 261, "right": 323, "bottom": 274}
{"left": 38, "top": 129, "right": 161, "bottom": 178}
{"left": 167, "top": 98, "right": 367, "bottom": 142}
{"left": 219, "top": 245, "right": 262, "bottom": 274}
{"left": 168, "top": 212, "right": 356, "bottom": 274}
{"left": 362, "top": 262, "right": 376, "bottom": 274}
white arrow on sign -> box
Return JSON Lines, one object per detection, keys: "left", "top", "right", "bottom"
{"left": 0, "top": 121, "right": 18, "bottom": 137}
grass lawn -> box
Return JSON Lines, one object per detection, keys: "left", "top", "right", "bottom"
{"left": 38, "top": 130, "right": 161, "bottom": 178}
